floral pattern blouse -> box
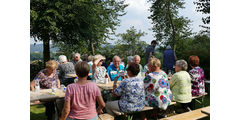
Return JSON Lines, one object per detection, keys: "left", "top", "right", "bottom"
{"left": 144, "top": 71, "right": 172, "bottom": 110}
{"left": 189, "top": 66, "right": 205, "bottom": 96}
{"left": 34, "top": 69, "right": 58, "bottom": 89}
{"left": 92, "top": 66, "right": 107, "bottom": 83}
{"left": 114, "top": 77, "right": 145, "bottom": 113}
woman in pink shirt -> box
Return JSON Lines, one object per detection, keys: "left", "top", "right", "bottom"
{"left": 60, "top": 62, "right": 105, "bottom": 120}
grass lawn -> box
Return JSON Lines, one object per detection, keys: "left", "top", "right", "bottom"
{"left": 30, "top": 94, "right": 210, "bottom": 120}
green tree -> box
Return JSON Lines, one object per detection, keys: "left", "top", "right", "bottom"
{"left": 114, "top": 26, "right": 148, "bottom": 64}
{"left": 148, "top": 0, "right": 192, "bottom": 47}
{"left": 175, "top": 33, "right": 210, "bottom": 78}
{"left": 31, "top": 0, "right": 127, "bottom": 63}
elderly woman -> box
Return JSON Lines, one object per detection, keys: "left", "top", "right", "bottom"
{"left": 170, "top": 60, "right": 192, "bottom": 111}
{"left": 92, "top": 54, "right": 110, "bottom": 83}
{"left": 58, "top": 55, "right": 76, "bottom": 86}
{"left": 105, "top": 63, "right": 145, "bottom": 116}
{"left": 144, "top": 57, "right": 172, "bottom": 119}
{"left": 188, "top": 56, "right": 205, "bottom": 96}
{"left": 124, "top": 56, "right": 133, "bottom": 70}
{"left": 60, "top": 62, "right": 105, "bottom": 120}
{"left": 30, "top": 60, "right": 60, "bottom": 120}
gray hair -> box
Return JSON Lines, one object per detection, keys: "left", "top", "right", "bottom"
{"left": 133, "top": 55, "right": 141, "bottom": 60}
{"left": 127, "top": 56, "right": 133, "bottom": 62}
{"left": 58, "top": 55, "right": 67, "bottom": 63}
{"left": 88, "top": 55, "right": 93, "bottom": 62}
{"left": 176, "top": 60, "right": 188, "bottom": 71}
{"left": 113, "top": 55, "right": 121, "bottom": 61}
{"left": 73, "top": 53, "right": 80, "bottom": 57}
{"left": 166, "top": 45, "right": 172, "bottom": 49}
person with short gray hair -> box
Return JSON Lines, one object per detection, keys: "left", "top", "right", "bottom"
{"left": 176, "top": 60, "right": 188, "bottom": 71}
{"left": 125, "top": 56, "right": 133, "bottom": 70}
{"left": 170, "top": 59, "right": 192, "bottom": 112}
{"left": 58, "top": 55, "right": 76, "bottom": 86}
{"left": 71, "top": 53, "right": 82, "bottom": 65}
{"left": 107, "top": 55, "right": 125, "bottom": 81}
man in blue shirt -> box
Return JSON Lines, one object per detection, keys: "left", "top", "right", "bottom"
{"left": 163, "top": 45, "right": 177, "bottom": 74}
{"left": 145, "top": 40, "right": 157, "bottom": 64}
{"left": 107, "top": 55, "right": 125, "bottom": 81}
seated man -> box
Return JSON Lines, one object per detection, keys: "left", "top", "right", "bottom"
{"left": 107, "top": 55, "right": 125, "bottom": 81}
{"left": 71, "top": 53, "right": 82, "bottom": 65}
{"left": 105, "top": 63, "right": 145, "bottom": 116}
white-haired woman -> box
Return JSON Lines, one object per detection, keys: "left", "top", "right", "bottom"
{"left": 92, "top": 54, "right": 110, "bottom": 83}
{"left": 170, "top": 60, "right": 192, "bottom": 112}
{"left": 125, "top": 56, "right": 133, "bottom": 70}
{"left": 58, "top": 55, "right": 76, "bottom": 86}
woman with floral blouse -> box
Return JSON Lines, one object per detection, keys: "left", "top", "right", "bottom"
{"left": 188, "top": 55, "right": 205, "bottom": 96}
{"left": 105, "top": 63, "right": 145, "bottom": 116}
{"left": 92, "top": 54, "right": 110, "bottom": 83}
{"left": 30, "top": 60, "right": 60, "bottom": 120}
{"left": 144, "top": 57, "right": 172, "bottom": 119}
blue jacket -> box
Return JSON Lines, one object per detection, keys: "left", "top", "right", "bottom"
{"left": 163, "top": 49, "right": 175, "bottom": 70}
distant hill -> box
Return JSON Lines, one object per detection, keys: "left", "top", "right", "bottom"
{"left": 30, "top": 44, "right": 58, "bottom": 53}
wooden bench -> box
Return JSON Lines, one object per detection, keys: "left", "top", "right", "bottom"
{"left": 98, "top": 113, "right": 114, "bottom": 120}
{"left": 30, "top": 101, "right": 45, "bottom": 106}
{"left": 160, "top": 106, "right": 210, "bottom": 120}
{"left": 140, "top": 93, "right": 208, "bottom": 112}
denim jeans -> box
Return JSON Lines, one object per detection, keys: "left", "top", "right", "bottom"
{"left": 67, "top": 115, "right": 98, "bottom": 120}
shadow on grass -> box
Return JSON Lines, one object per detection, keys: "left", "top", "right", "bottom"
{"left": 30, "top": 105, "right": 47, "bottom": 120}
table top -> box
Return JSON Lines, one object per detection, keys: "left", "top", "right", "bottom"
{"left": 97, "top": 81, "right": 120, "bottom": 90}
{"left": 201, "top": 106, "right": 210, "bottom": 115}
{"left": 31, "top": 81, "right": 120, "bottom": 102}
{"left": 65, "top": 74, "right": 77, "bottom": 78}
{"left": 30, "top": 89, "right": 65, "bottom": 102}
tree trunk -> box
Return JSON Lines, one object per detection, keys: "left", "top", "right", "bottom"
{"left": 90, "top": 40, "right": 95, "bottom": 55}
{"left": 167, "top": 2, "right": 176, "bottom": 47}
{"left": 43, "top": 38, "right": 50, "bottom": 64}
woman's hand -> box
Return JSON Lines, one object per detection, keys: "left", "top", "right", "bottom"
{"left": 97, "top": 108, "right": 103, "bottom": 114}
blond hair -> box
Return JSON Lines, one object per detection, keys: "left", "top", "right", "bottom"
{"left": 148, "top": 57, "right": 161, "bottom": 67}
{"left": 46, "top": 60, "right": 58, "bottom": 69}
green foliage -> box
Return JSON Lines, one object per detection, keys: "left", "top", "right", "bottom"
{"left": 175, "top": 33, "right": 210, "bottom": 79}
{"left": 194, "top": 0, "right": 210, "bottom": 24}
{"left": 114, "top": 26, "right": 148, "bottom": 64}
{"left": 31, "top": 0, "right": 128, "bottom": 62}
{"left": 30, "top": 60, "right": 44, "bottom": 81}
{"left": 148, "top": 0, "right": 192, "bottom": 47}
{"left": 194, "top": 0, "right": 210, "bottom": 33}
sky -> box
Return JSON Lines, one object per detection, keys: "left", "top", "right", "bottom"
{"left": 30, "top": 0, "right": 207, "bottom": 45}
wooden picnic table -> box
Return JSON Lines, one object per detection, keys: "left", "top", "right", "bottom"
{"left": 30, "top": 89, "right": 65, "bottom": 102}
{"left": 97, "top": 81, "right": 120, "bottom": 90}
{"left": 201, "top": 106, "right": 210, "bottom": 115}
{"left": 30, "top": 81, "right": 120, "bottom": 103}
